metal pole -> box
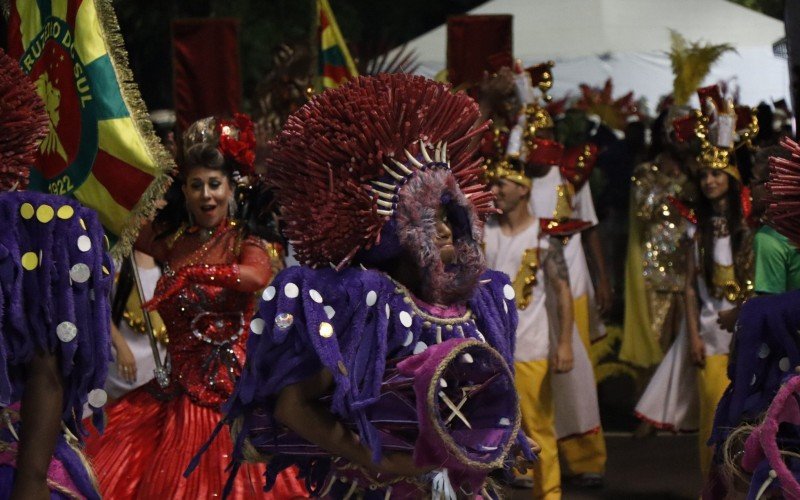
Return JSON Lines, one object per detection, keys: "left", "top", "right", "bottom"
{"left": 129, "top": 253, "right": 170, "bottom": 388}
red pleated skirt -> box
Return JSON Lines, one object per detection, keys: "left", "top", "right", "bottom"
{"left": 84, "top": 387, "right": 307, "bottom": 499}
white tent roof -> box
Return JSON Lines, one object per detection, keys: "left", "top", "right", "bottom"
{"left": 401, "top": 0, "right": 788, "bottom": 112}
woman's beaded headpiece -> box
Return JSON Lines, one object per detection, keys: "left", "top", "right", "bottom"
{"left": 182, "top": 113, "right": 257, "bottom": 181}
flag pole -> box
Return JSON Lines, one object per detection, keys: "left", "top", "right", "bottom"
{"left": 129, "top": 253, "right": 170, "bottom": 388}
{"left": 310, "top": 0, "right": 320, "bottom": 93}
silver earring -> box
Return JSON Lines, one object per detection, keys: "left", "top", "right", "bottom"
{"left": 185, "top": 202, "right": 195, "bottom": 226}
{"left": 228, "top": 197, "right": 237, "bottom": 218}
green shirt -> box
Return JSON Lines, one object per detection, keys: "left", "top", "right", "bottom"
{"left": 754, "top": 225, "right": 800, "bottom": 294}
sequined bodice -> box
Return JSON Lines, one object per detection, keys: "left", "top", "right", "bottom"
{"left": 633, "top": 163, "right": 691, "bottom": 292}
{"left": 154, "top": 225, "right": 258, "bottom": 407}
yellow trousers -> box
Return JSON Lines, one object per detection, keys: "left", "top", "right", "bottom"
{"left": 515, "top": 359, "right": 561, "bottom": 499}
{"left": 698, "top": 353, "right": 729, "bottom": 478}
{"left": 558, "top": 430, "right": 607, "bottom": 475}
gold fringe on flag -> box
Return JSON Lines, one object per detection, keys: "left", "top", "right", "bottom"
{"left": 93, "top": 0, "right": 174, "bottom": 259}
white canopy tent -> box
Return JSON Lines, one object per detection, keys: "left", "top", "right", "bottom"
{"left": 398, "top": 0, "right": 788, "bottom": 112}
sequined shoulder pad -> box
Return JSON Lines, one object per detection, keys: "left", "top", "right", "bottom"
{"left": 559, "top": 143, "right": 598, "bottom": 190}
{"left": 667, "top": 195, "right": 697, "bottom": 224}
{"left": 539, "top": 218, "right": 593, "bottom": 237}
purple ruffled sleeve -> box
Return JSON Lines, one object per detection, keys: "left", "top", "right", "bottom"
{"left": 0, "top": 191, "right": 113, "bottom": 436}
{"left": 232, "top": 267, "right": 398, "bottom": 453}
{"left": 468, "top": 270, "right": 533, "bottom": 460}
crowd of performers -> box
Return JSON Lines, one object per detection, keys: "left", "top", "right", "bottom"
{"left": 3, "top": 34, "right": 800, "bottom": 500}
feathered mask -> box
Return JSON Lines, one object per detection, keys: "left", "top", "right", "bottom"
{"left": 267, "top": 73, "right": 493, "bottom": 270}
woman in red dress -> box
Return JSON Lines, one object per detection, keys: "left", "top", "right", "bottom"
{"left": 84, "top": 115, "right": 306, "bottom": 499}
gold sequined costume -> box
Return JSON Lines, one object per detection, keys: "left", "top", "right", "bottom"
{"left": 620, "top": 158, "right": 694, "bottom": 368}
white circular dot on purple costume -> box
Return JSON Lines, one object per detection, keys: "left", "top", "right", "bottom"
{"left": 56, "top": 321, "right": 77, "bottom": 342}
{"left": 250, "top": 318, "right": 266, "bottom": 335}
{"left": 275, "top": 313, "right": 294, "bottom": 330}
{"left": 262, "top": 286, "right": 276, "bottom": 301}
{"left": 77, "top": 235, "right": 92, "bottom": 252}
{"left": 70, "top": 263, "right": 91, "bottom": 283}
{"left": 385, "top": 303, "right": 391, "bottom": 319}
{"left": 284, "top": 283, "right": 299, "bottom": 298}
{"left": 402, "top": 331, "right": 413, "bottom": 347}
{"left": 413, "top": 341, "right": 428, "bottom": 355}
{"left": 399, "top": 311, "right": 413, "bottom": 328}
{"left": 503, "top": 284, "right": 515, "bottom": 300}
{"left": 780, "top": 357, "right": 790, "bottom": 372}
{"left": 751, "top": 374, "right": 757, "bottom": 386}
{"left": 365, "top": 290, "right": 377, "bottom": 307}
{"left": 324, "top": 305, "right": 336, "bottom": 319}
{"left": 88, "top": 389, "right": 108, "bottom": 408}
{"left": 758, "top": 343, "right": 770, "bottom": 359}
{"left": 309, "top": 289, "right": 323, "bottom": 304}
{"left": 461, "top": 352, "right": 474, "bottom": 364}
{"left": 499, "top": 417, "right": 511, "bottom": 427}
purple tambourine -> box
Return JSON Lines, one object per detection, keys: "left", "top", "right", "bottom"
{"left": 237, "top": 338, "right": 520, "bottom": 492}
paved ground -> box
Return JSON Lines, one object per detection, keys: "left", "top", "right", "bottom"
{"left": 504, "top": 433, "right": 703, "bottom": 499}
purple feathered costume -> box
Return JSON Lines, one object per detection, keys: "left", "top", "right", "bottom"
{"left": 202, "top": 74, "right": 532, "bottom": 498}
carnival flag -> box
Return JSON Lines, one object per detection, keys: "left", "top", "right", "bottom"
{"left": 316, "top": 0, "right": 358, "bottom": 91}
{"left": 6, "top": 0, "right": 173, "bottom": 257}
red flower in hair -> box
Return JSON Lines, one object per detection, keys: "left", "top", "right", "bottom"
{"left": 217, "top": 113, "right": 256, "bottom": 176}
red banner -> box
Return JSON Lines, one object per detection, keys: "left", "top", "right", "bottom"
{"left": 447, "top": 15, "right": 513, "bottom": 88}
{"left": 172, "top": 18, "right": 241, "bottom": 132}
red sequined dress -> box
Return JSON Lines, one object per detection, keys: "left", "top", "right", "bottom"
{"left": 84, "top": 220, "right": 307, "bottom": 499}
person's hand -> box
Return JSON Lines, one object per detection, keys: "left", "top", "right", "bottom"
{"left": 690, "top": 336, "right": 706, "bottom": 368}
{"left": 553, "top": 341, "right": 574, "bottom": 373}
{"left": 372, "top": 452, "right": 435, "bottom": 478}
{"left": 115, "top": 340, "right": 137, "bottom": 384}
{"left": 10, "top": 475, "right": 50, "bottom": 500}
{"left": 512, "top": 435, "right": 540, "bottom": 474}
{"left": 526, "top": 434, "right": 541, "bottom": 455}
{"left": 595, "top": 278, "right": 613, "bottom": 317}
{"left": 716, "top": 307, "right": 740, "bottom": 333}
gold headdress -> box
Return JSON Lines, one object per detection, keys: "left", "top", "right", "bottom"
{"left": 673, "top": 85, "right": 758, "bottom": 181}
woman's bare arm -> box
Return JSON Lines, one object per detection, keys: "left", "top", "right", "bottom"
{"left": 274, "top": 370, "right": 432, "bottom": 477}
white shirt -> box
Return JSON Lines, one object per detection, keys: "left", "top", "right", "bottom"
{"left": 484, "top": 218, "right": 551, "bottom": 362}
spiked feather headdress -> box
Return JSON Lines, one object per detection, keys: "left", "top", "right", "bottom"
{"left": 0, "top": 49, "right": 48, "bottom": 192}
{"left": 267, "top": 74, "right": 493, "bottom": 269}
{"left": 767, "top": 137, "right": 800, "bottom": 245}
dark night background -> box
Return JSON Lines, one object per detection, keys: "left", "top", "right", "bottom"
{"left": 0, "top": 0, "right": 785, "bottom": 113}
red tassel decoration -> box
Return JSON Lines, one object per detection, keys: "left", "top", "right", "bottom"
{"left": 766, "top": 137, "right": 800, "bottom": 245}
{"left": 0, "top": 49, "right": 49, "bottom": 192}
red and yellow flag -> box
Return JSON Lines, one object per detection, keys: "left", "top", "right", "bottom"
{"left": 316, "top": 0, "right": 359, "bottom": 91}
{"left": 6, "top": 0, "right": 173, "bottom": 257}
